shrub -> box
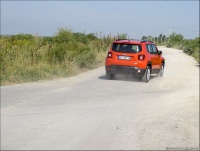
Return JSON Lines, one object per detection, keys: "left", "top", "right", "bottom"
{"left": 166, "top": 33, "right": 199, "bottom": 63}
{"left": 48, "top": 43, "right": 67, "bottom": 63}
{"left": 0, "top": 27, "right": 114, "bottom": 85}
{"left": 75, "top": 47, "right": 96, "bottom": 68}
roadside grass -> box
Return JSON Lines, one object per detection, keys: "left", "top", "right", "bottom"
{"left": 166, "top": 33, "right": 200, "bottom": 63}
{"left": 0, "top": 52, "right": 107, "bottom": 85}
{"left": 0, "top": 29, "right": 110, "bottom": 85}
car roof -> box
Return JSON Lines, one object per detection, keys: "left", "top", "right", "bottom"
{"left": 113, "top": 39, "right": 154, "bottom": 44}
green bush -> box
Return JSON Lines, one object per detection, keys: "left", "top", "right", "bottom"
{"left": 75, "top": 47, "right": 96, "bottom": 68}
{"left": 0, "top": 27, "right": 113, "bottom": 85}
{"left": 54, "top": 27, "right": 75, "bottom": 44}
{"left": 166, "top": 33, "right": 199, "bottom": 63}
{"left": 48, "top": 43, "right": 67, "bottom": 63}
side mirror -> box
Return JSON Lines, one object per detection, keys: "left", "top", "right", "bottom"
{"left": 158, "top": 51, "right": 162, "bottom": 55}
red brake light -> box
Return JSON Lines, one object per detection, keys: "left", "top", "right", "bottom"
{"left": 107, "top": 52, "right": 112, "bottom": 58}
{"left": 138, "top": 55, "right": 145, "bottom": 61}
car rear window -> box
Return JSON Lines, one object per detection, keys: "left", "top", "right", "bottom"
{"left": 112, "top": 43, "right": 142, "bottom": 53}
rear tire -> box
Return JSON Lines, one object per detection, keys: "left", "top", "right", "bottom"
{"left": 106, "top": 71, "right": 115, "bottom": 80}
{"left": 142, "top": 66, "right": 151, "bottom": 83}
{"left": 158, "top": 63, "right": 164, "bottom": 77}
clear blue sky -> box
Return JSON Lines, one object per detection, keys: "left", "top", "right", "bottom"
{"left": 1, "top": 1, "right": 199, "bottom": 39}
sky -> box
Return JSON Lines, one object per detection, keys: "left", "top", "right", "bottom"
{"left": 1, "top": 1, "right": 199, "bottom": 39}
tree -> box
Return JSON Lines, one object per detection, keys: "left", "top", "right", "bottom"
{"left": 117, "top": 33, "right": 127, "bottom": 39}
{"left": 169, "top": 32, "right": 184, "bottom": 44}
{"left": 158, "top": 34, "right": 163, "bottom": 43}
{"left": 154, "top": 37, "right": 158, "bottom": 43}
{"left": 162, "top": 35, "right": 166, "bottom": 43}
{"left": 146, "top": 36, "right": 153, "bottom": 41}
{"left": 142, "top": 36, "right": 147, "bottom": 40}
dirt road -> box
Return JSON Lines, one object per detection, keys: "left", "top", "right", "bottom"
{"left": 1, "top": 46, "right": 199, "bottom": 150}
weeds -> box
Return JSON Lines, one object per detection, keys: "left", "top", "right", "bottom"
{"left": 0, "top": 28, "right": 116, "bottom": 85}
{"left": 166, "top": 33, "right": 200, "bottom": 63}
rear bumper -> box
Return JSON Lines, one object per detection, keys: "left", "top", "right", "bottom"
{"left": 105, "top": 65, "right": 146, "bottom": 77}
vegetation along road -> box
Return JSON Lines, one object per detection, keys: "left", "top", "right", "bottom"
{"left": 1, "top": 46, "right": 199, "bottom": 150}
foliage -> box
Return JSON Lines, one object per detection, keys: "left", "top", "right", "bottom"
{"left": 166, "top": 33, "right": 199, "bottom": 63}
{"left": 117, "top": 33, "right": 127, "bottom": 39}
{"left": 142, "top": 32, "right": 199, "bottom": 63}
{"left": 0, "top": 27, "right": 114, "bottom": 85}
{"left": 141, "top": 36, "right": 152, "bottom": 41}
{"left": 166, "top": 32, "right": 184, "bottom": 47}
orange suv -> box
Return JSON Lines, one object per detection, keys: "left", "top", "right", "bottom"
{"left": 105, "top": 39, "right": 165, "bottom": 82}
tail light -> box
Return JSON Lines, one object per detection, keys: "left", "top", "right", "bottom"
{"left": 138, "top": 55, "right": 145, "bottom": 61}
{"left": 107, "top": 52, "right": 112, "bottom": 58}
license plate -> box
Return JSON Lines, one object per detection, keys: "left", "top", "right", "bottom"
{"left": 118, "top": 56, "right": 131, "bottom": 60}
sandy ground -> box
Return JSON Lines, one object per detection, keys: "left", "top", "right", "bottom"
{"left": 1, "top": 46, "right": 199, "bottom": 150}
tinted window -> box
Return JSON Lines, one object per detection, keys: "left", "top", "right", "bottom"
{"left": 112, "top": 43, "right": 142, "bottom": 53}
{"left": 146, "top": 44, "right": 158, "bottom": 54}
{"left": 146, "top": 44, "right": 153, "bottom": 54}
{"left": 151, "top": 44, "right": 158, "bottom": 54}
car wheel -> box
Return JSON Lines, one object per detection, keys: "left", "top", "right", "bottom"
{"left": 106, "top": 71, "right": 115, "bottom": 80}
{"left": 142, "top": 66, "right": 151, "bottom": 83}
{"left": 158, "top": 63, "right": 164, "bottom": 77}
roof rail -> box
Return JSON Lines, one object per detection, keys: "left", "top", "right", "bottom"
{"left": 140, "top": 40, "right": 153, "bottom": 43}
{"left": 115, "top": 39, "right": 154, "bottom": 43}
{"left": 129, "top": 39, "right": 145, "bottom": 42}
